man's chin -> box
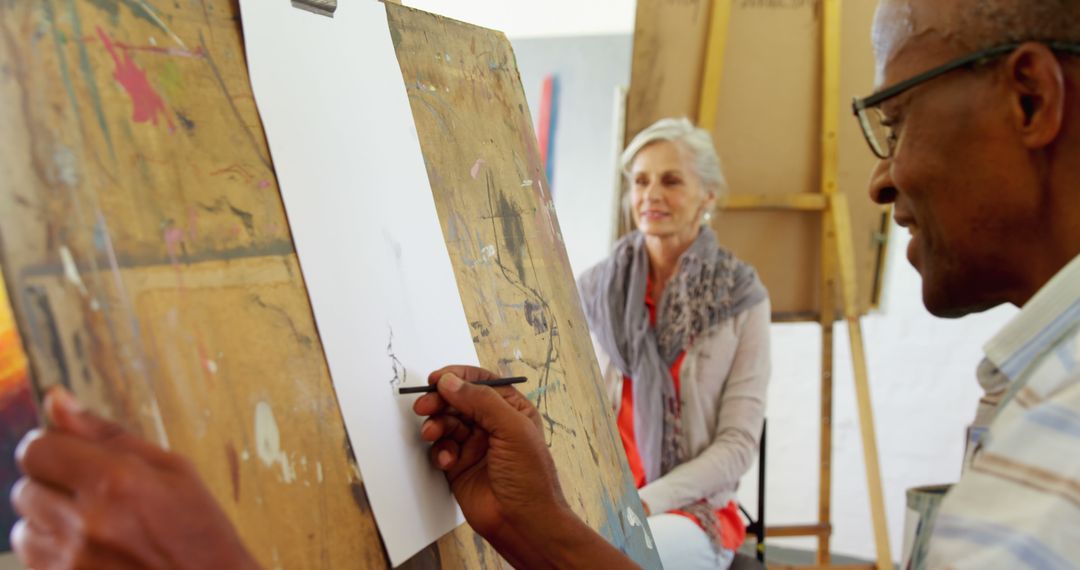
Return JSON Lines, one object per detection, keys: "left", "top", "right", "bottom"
{"left": 922, "top": 281, "right": 1003, "bottom": 319}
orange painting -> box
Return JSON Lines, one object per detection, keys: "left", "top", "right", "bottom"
{"left": 0, "top": 271, "right": 35, "bottom": 552}
{"left": 0, "top": 276, "right": 28, "bottom": 399}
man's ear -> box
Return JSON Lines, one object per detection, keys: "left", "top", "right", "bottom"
{"left": 1006, "top": 42, "right": 1067, "bottom": 149}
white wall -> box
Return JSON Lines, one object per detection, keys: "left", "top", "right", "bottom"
{"left": 735, "top": 227, "right": 1017, "bottom": 561}
{"left": 403, "top": 0, "right": 637, "bottom": 39}
{"left": 406, "top": 1, "right": 1023, "bottom": 563}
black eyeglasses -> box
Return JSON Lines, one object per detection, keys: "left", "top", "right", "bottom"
{"left": 852, "top": 41, "right": 1080, "bottom": 159}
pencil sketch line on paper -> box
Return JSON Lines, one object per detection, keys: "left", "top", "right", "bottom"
{"left": 388, "top": 326, "right": 406, "bottom": 389}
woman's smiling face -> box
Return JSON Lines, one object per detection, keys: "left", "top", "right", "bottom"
{"left": 630, "top": 140, "right": 714, "bottom": 241}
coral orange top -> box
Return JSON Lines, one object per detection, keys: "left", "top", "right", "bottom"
{"left": 616, "top": 278, "right": 746, "bottom": 552}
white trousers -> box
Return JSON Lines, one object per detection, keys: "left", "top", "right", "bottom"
{"left": 649, "top": 513, "right": 735, "bottom": 570}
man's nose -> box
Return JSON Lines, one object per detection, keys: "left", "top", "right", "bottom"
{"left": 868, "top": 160, "right": 898, "bottom": 205}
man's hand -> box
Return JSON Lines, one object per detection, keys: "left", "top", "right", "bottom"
{"left": 413, "top": 367, "right": 567, "bottom": 553}
{"left": 10, "top": 388, "right": 260, "bottom": 570}
{"left": 414, "top": 366, "right": 640, "bottom": 569}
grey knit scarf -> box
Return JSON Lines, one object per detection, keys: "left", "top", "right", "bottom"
{"left": 579, "top": 228, "right": 766, "bottom": 540}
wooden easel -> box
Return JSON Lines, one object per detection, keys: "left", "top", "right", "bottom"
{"left": 0, "top": 1, "right": 658, "bottom": 568}
{"left": 696, "top": 1, "right": 893, "bottom": 568}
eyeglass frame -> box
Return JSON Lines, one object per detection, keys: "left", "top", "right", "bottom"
{"left": 851, "top": 40, "right": 1080, "bottom": 159}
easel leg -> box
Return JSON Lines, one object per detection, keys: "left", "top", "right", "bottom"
{"left": 831, "top": 194, "right": 894, "bottom": 569}
{"left": 818, "top": 211, "right": 837, "bottom": 565}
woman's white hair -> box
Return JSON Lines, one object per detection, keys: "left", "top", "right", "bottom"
{"left": 621, "top": 118, "right": 728, "bottom": 216}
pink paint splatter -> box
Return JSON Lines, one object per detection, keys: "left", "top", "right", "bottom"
{"left": 164, "top": 227, "right": 184, "bottom": 265}
{"left": 258, "top": 179, "right": 271, "bottom": 189}
{"left": 97, "top": 27, "right": 174, "bottom": 130}
{"left": 470, "top": 158, "right": 486, "bottom": 180}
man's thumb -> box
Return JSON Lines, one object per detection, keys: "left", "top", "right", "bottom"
{"left": 45, "top": 387, "right": 121, "bottom": 441}
{"left": 436, "top": 373, "right": 520, "bottom": 435}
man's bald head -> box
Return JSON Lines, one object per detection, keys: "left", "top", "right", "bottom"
{"left": 873, "top": 0, "right": 1080, "bottom": 82}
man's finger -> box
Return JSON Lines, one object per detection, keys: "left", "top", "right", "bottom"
{"left": 413, "top": 392, "right": 448, "bottom": 417}
{"left": 16, "top": 430, "right": 148, "bottom": 496}
{"left": 421, "top": 415, "right": 471, "bottom": 443}
{"left": 10, "top": 518, "right": 70, "bottom": 570}
{"left": 430, "top": 439, "right": 460, "bottom": 471}
{"left": 445, "top": 430, "right": 489, "bottom": 482}
{"left": 9, "top": 478, "right": 80, "bottom": 537}
{"left": 44, "top": 389, "right": 177, "bottom": 469}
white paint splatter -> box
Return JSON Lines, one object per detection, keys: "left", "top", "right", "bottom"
{"left": 480, "top": 244, "right": 497, "bottom": 263}
{"left": 316, "top": 462, "right": 324, "bottom": 483}
{"left": 53, "top": 147, "right": 79, "bottom": 187}
{"left": 59, "top": 246, "right": 90, "bottom": 297}
{"left": 205, "top": 360, "right": 219, "bottom": 375}
{"left": 521, "top": 179, "right": 533, "bottom": 187}
{"left": 625, "top": 507, "right": 654, "bottom": 550}
{"left": 470, "top": 158, "right": 486, "bottom": 179}
{"left": 146, "top": 399, "right": 171, "bottom": 450}
{"left": 241, "top": 449, "right": 251, "bottom": 462}
{"left": 254, "top": 401, "right": 296, "bottom": 483}
{"left": 513, "top": 348, "right": 523, "bottom": 361}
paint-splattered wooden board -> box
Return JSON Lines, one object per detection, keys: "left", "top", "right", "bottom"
{"left": 0, "top": 0, "right": 658, "bottom": 567}
{"left": 385, "top": 4, "right": 658, "bottom": 568}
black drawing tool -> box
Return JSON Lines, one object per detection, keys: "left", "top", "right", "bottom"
{"left": 397, "top": 376, "right": 528, "bottom": 395}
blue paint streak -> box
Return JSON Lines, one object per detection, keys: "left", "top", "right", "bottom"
{"left": 544, "top": 75, "right": 560, "bottom": 195}
{"left": 596, "top": 478, "right": 661, "bottom": 570}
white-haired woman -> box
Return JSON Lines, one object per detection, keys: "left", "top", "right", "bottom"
{"left": 579, "top": 118, "right": 770, "bottom": 569}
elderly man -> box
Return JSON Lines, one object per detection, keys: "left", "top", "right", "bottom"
{"left": 855, "top": 0, "right": 1080, "bottom": 565}
{"left": 9, "top": 0, "right": 1080, "bottom": 567}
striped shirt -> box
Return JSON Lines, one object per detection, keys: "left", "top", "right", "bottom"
{"left": 928, "top": 253, "right": 1080, "bottom": 569}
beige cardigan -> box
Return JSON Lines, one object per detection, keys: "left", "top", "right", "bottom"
{"left": 590, "top": 298, "right": 771, "bottom": 514}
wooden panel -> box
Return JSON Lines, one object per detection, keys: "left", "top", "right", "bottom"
{"left": 625, "top": 0, "right": 712, "bottom": 140}
{"left": 0, "top": 1, "right": 389, "bottom": 567}
{"left": 385, "top": 5, "right": 660, "bottom": 568}
{"left": 0, "top": 0, "right": 656, "bottom": 567}
{"left": 624, "top": 0, "right": 890, "bottom": 319}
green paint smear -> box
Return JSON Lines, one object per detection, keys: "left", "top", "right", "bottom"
{"left": 86, "top": 0, "right": 120, "bottom": 24}
{"left": 121, "top": 0, "right": 170, "bottom": 35}
{"left": 84, "top": 0, "right": 170, "bottom": 36}
{"left": 157, "top": 59, "right": 183, "bottom": 100}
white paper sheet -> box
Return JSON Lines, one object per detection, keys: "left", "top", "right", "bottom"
{"left": 238, "top": 1, "right": 478, "bottom": 565}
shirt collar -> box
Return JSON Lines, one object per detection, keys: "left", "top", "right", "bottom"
{"left": 984, "top": 253, "right": 1080, "bottom": 381}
